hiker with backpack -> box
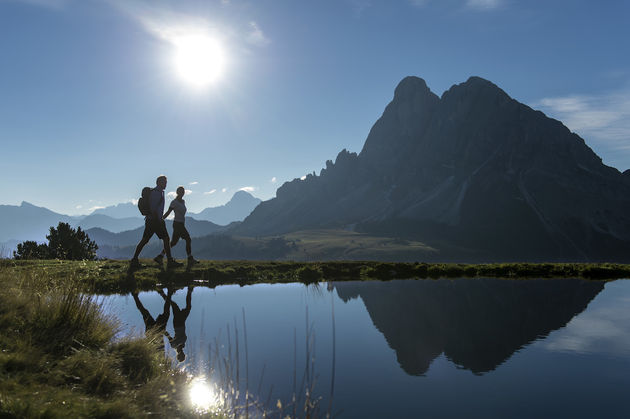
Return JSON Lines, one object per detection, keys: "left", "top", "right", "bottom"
{"left": 157, "top": 186, "right": 198, "bottom": 265}
{"left": 130, "top": 175, "right": 182, "bottom": 269}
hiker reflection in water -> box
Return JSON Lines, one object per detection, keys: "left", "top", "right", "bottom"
{"left": 132, "top": 288, "right": 174, "bottom": 350}
{"left": 168, "top": 285, "right": 194, "bottom": 362}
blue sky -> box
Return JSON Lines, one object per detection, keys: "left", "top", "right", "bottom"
{"left": 1, "top": 0, "right": 629, "bottom": 215}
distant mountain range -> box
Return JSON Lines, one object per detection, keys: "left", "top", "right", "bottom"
{"left": 234, "top": 76, "right": 630, "bottom": 262}
{"left": 92, "top": 190, "right": 261, "bottom": 226}
{"left": 85, "top": 217, "right": 226, "bottom": 248}
{"left": 0, "top": 191, "right": 261, "bottom": 252}
{"left": 191, "top": 190, "right": 262, "bottom": 225}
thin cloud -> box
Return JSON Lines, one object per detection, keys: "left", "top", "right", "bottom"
{"left": 246, "top": 21, "right": 270, "bottom": 47}
{"left": 167, "top": 191, "right": 177, "bottom": 199}
{"left": 271, "top": 177, "right": 277, "bottom": 183}
{"left": 89, "top": 206, "right": 105, "bottom": 212}
{"left": 542, "top": 283, "right": 630, "bottom": 357}
{"left": 239, "top": 186, "right": 257, "bottom": 193}
{"left": 110, "top": 0, "right": 268, "bottom": 54}
{"left": 204, "top": 189, "right": 217, "bottom": 195}
{"left": 534, "top": 89, "right": 630, "bottom": 151}
{"left": 221, "top": 188, "right": 228, "bottom": 193}
{"left": 189, "top": 181, "right": 199, "bottom": 185}
{"left": 466, "top": 0, "right": 502, "bottom": 10}
{"left": 75, "top": 205, "right": 83, "bottom": 209}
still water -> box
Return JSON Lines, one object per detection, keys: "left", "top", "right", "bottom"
{"left": 103, "top": 278, "right": 630, "bottom": 418}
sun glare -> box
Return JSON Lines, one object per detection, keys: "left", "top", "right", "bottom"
{"left": 173, "top": 34, "right": 225, "bottom": 89}
{"left": 189, "top": 377, "right": 218, "bottom": 413}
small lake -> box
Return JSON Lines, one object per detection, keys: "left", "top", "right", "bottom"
{"left": 103, "top": 278, "right": 630, "bottom": 418}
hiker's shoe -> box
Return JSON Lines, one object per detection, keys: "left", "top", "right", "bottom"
{"left": 153, "top": 254, "right": 164, "bottom": 266}
{"left": 167, "top": 259, "right": 183, "bottom": 268}
{"left": 187, "top": 256, "right": 199, "bottom": 265}
{"left": 129, "top": 258, "right": 142, "bottom": 269}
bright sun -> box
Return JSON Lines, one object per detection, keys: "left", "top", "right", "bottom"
{"left": 173, "top": 34, "right": 225, "bottom": 88}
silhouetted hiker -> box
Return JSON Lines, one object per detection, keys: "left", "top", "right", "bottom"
{"left": 158, "top": 186, "right": 199, "bottom": 265}
{"left": 132, "top": 288, "right": 173, "bottom": 350}
{"left": 130, "top": 175, "right": 182, "bottom": 269}
{"left": 168, "top": 285, "right": 194, "bottom": 362}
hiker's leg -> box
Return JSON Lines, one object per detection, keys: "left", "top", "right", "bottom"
{"left": 185, "top": 237, "right": 192, "bottom": 256}
{"left": 133, "top": 236, "right": 149, "bottom": 259}
{"left": 162, "top": 237, "right": 173, "bottom": 259}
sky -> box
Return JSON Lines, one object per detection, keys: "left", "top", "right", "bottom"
{"left": 1, "top": 0, "right": 629, "bottom": 215}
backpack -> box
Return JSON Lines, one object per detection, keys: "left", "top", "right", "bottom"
{"left": 137, "top": 187, "right": 152, "bottom": 216}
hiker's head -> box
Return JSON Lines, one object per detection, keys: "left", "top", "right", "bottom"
{"left": 177, "top": 345, "right": 186, "bottom": 362}
{"left": 176, "top": 186, "right": 185, "bottom": 198}
{"left": 156, "top": 175, "right": 167, "bottom": 190}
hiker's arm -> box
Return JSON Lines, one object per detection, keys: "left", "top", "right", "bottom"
{"left": 163, "top": 208, "right": 172, "bottom": 220}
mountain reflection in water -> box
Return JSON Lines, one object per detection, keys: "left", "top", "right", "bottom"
{"left": 106, "top": 278, "right": 630, "bottom": 418}
{"left": 333, "top": 278, "right": 605, "bottom": 375}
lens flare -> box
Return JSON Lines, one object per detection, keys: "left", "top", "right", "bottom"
{"left": 189, "top": 376, "right": 218, "bottom": 412}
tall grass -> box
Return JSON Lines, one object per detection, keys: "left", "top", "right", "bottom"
{"left": 0, "top": 264, "right": 205, "bottom": 418}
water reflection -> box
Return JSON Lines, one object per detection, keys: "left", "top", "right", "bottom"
{"left": 169, "top": 286, "right": 193, "bottom": 362}
{"left": 333, "top": 278, "right": 605, "bottom": 375}
{"left": 131, "top": 288, "right": 172, "bottom": 350}
{"left": 110, "top": 279, "right": 630, "bottom": 418}
{"left": 131, "top": 286, "right": 194, "bottom": 361}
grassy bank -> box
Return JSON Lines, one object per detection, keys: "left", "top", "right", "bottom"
{"left": 2, "top": 259, "right": 628, "bottom": 295}
{"left": 0, "top": 263, "right": 204, "bottom": 418}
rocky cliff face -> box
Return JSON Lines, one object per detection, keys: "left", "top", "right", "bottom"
{"left": 235, "top": 76, "right": 630, "bottom": 261}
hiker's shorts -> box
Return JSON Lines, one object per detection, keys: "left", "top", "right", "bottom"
{"left": 172, "top": 221, "right": 191, "bottom": 242}
{"left": 142, "top": 218, "right": 169, "bottom": 240}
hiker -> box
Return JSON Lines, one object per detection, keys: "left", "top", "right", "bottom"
{"left": 158, "top": 186, "right": 198, "bottom": 265}
{"left": 130, "top": 175, "right": 182, "bottom": 268}
{"left": 168, "top": 285, "right": 193, "bottom": 362}
{"left": 131, "top": 288, "right": 173, "bottom": 350}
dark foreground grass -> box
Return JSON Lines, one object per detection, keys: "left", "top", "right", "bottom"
{"left": 1, "top": 259, "right": 628, "bottom": 295}
{"left": 0, "top": 263, "right": 212, "bottom": 418}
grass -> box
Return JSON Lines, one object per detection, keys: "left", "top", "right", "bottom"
{"left": 0, "top": 262, "right": 213, "bottom": 418}
{"left": 1, "top": 259, "right": 628, "bottom": 296}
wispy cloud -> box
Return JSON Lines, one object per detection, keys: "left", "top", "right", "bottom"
{"left": 270, "top": 177, "right": 277, "bottom": 183}
{"left": 465, "top": 0, "right": 502, "bottom": 10}
{"left": 75, "top": 205, "right": 83, "bottom": 209}
{"left": 534, "top": 89, "right": 630, "bottom": 152}
{"left": 110, "top": 0, "right": 269, "bottom": 53}
{"left": 543, "top": 283, "right": 630, "bottom": 357}
{"left": 246, "top": 21, "right": 270, "bottom": 47}
{"left": 204, "top": 189, "right": 217, "bottom": 195}
{"left": 221, "top": 188, "right": 228, "bottom": 193}
{"left": 189, "top": 181, "right": 198, "bottom": 185}
{"left": 300, "top": 175, "right": 307, "bottom": 181}
{"left": 239, "top": 186, "right": 257, "bottom": 193}
{"left": 89, "top": 205, "right": 105, "bottom": 212}
{"left": 168, "top": 189, "right": 192, "bottom": 198}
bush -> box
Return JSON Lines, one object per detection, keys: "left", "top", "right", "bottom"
{"left": 13, "top": 222, "right": 98, "bottom": 261}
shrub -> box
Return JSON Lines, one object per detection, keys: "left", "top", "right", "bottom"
{"left": 13, "top": 222, "right": 98, "bottom": 261}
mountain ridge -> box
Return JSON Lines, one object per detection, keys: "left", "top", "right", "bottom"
{"left": 233, "top": 76, "right": 630, "bottom": 262}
